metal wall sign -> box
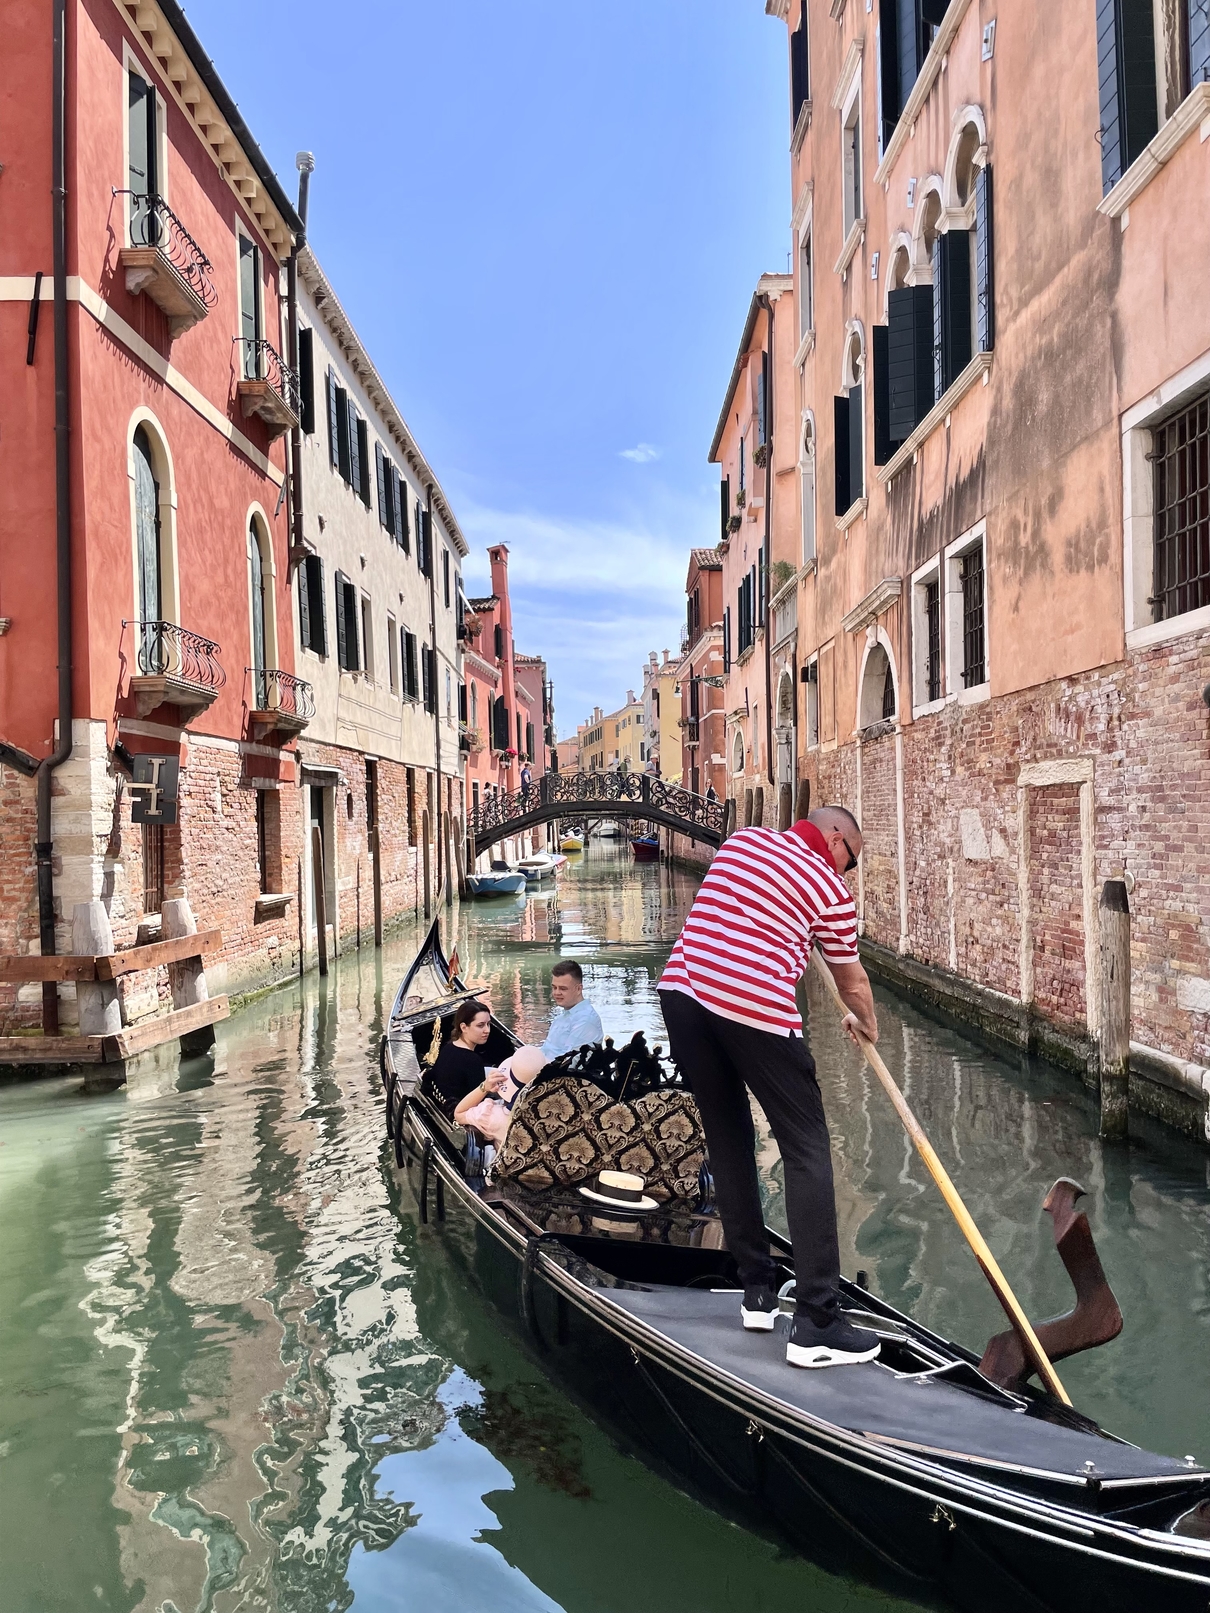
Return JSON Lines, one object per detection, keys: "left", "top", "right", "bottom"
{"left": 130, "top": 754, "right": 179, "bottom": 825}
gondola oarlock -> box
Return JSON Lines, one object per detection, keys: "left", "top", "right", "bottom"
{"left": 379, "top": 920, "right": 1210, "bottom": 1613}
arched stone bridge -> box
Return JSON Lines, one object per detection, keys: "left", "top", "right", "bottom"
{"left": 468, "top": 771, "right": 734, "bottom": 859}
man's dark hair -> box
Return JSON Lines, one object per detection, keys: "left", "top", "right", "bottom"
{"left": 551, "top": 959, "right": 583, "bottom": 983}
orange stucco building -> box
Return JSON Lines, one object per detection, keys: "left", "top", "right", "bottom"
{"left": 759, "top": 0, "right": 1210, "bottom": 1125}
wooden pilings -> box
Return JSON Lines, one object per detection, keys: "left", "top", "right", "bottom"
{"left": 73, "top": 900, "right": 121, "bottom": 1038}
{"left": 312, "top": 825, "right": 329, "bottom": 978}
{"left": 795, "top": 777, "right": 811, "bottom": 821}
{"left": 753, "top": 785, "right": 765, "bottom": 827}
{"left": 778, "top": 782, "right": 792, "bottom": 831}
{"left": 1099, "top": 878, "right": 1131, "bottom": 1140}
{"left": 422, "top": 809, "right": 432, "bottom": 920}
{"left": 161, "top": 897, "right": 215, "bottom": 1054}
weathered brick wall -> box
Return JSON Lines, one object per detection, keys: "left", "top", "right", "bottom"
{"left": 1028, "top": 783, "right": 1087, "bottom": 1030}
{"left": 859, "top": 731, "right": 898, "bottom": 945}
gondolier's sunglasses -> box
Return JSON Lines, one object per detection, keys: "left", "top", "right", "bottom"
{"left": 841, "top": 837, "right": 859, "bottom": 874}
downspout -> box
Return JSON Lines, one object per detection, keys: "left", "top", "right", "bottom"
{"left": 758, "top": 294, "right": 775, "bottom": 789}
{"left": 426, "top": 483, "right": 442, "bottom": 888}
{"left": 287, "top": 152, "right": 313, "bottom": 574}
{"left": 36, "top": 0, "right": 75, "bottom": 1032}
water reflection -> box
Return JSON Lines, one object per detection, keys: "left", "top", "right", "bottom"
{"left": 2, "top": 837, "right": 1209, "bottom": 1612}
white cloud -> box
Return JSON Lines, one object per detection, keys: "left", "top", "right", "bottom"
{"left": 619, "top": 443, "right": 661, "bottom": 463}
{"left": 457, "top": 496, "right": 711, "bottom": 734}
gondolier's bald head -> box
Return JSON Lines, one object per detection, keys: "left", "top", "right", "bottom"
{"left": 806, "top": 805, "right": 863, "bottom": 875}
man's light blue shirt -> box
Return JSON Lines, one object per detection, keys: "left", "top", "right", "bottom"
{"left": 541, "top": 997, "right": 603, "bottom": 1059}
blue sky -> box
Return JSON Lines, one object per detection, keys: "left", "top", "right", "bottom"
{"left": 188, "top": 0, "right": 789, "bottom": 736}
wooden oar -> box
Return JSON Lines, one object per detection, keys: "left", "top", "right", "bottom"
{"left": 811, "top": 952, "right": 1071, "bottom": 1406}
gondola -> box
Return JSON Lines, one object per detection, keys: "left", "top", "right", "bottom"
{"left": 378, "top": 921, "right": 1210, "bottom": 1613}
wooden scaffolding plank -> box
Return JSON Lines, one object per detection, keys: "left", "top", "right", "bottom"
{"left": 0, "top": 956, "right": 98, "bottom": 983}
{"left": 104, "top": 995, "right": 230, "bottom": 1060}
{"left": 0, "top": 1035, "right": 107, "bottom": 1064}
{"left": 96, "top": 929, "right": 223, "bottom": 981}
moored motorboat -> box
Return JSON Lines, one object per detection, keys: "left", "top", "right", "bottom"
{"left": 630, "top": 834, "right": 660, "bottom": 862}
{"left": 559, "top": 833, "right": 586, "bottom": 853}
{"left": 379, "top": 921, "right": 1210, "bottom": 1613}
{"left": 466, "top": 870, "right": 527, "bottom": 897}
{"left": 516, "top": 853, "right": 568, "bottom": 882}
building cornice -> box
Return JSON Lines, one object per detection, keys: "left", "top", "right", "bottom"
{"left": 708, "top": 274, "right": 794, "bottom": 463}
{"left": 113, "top": 0, "right": 299, "bottom": 256}
{"left": 464, "top": 649, "right": 500, "bottom": 684}
{"left": 841, "top": 576, "right": 902, "bottom": 634}
{"left": 300, "top": 248, "right": 468, "bottom": 557}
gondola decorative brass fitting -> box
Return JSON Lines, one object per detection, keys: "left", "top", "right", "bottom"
{"left": 629, "top": 1346, "right": 640, "bottom": 1365}
{"left": 745, "top": 1419, "right": 764, "bottom": 1442}
{"left": 930, "top": 1504, "right": 955, "bottom": 1531}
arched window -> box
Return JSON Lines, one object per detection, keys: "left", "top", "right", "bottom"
{"left": 777, "top": 671, "right": 795, "bottom": 728}
{"left": 129, "top": 419, "right": 178, "bottom": 673}
{"left": 133, "top": 426, "right": 162, "bottom": 646}
{"left": 732, "top": 729, "right": 745, "bottom": 775}
{"left": 247, "top": 515, "right": 276, "bottom": 708}
{"left": 859, "top": 642, "right": 897, "bottom": 728}
{"left": 800, "top": 413, "right": 816, "bottom": 564}
{"left": 835, "top": 326, "right": 865, "bottom": 515}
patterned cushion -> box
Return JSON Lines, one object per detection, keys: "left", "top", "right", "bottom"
{"left": 492, "top": 1074, "right": 706, "bottom": 1200}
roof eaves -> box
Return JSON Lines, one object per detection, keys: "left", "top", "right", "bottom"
{"left": 707, "top": 273, "right": 794, "bottom": 464}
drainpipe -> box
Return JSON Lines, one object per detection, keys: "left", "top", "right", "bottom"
{"left": 34, "top": 0, "right": 75, "bottom": 1032}
{"left": 287, "top": 152, "right": 313, "bottom": 575}
{"left": 426, "top": 483, "right": 442, "bottom": 889}
{"left": 758, "top": 293, "right": 775, "bottom": 790}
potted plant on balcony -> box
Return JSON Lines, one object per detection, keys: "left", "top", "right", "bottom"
{"left": 753, "top": 443, "right": 768, "bottom": 469}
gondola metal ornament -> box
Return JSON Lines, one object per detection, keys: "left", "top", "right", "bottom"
{"left": 811, "top": 951, "right": 1072, "bottom": 1406}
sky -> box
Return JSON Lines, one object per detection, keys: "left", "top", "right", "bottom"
{"left": 186, "top": 0, "right": 790, "bottom": 736}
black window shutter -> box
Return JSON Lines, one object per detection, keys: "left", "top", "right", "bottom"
{"left": 335, "top": 387, "right": 351, "bottom": 482}
{"left": 1095, "top": 0, "right": 1125, "bottom": 191}
{"left": 879, "top": 0, "right": 900, "bottom": 150}
{"left": 422, "top": 644, "right": 431, "bottom": 710}
{"left": 357, "top": 420, "right": 371, "bottom": 506}
{"left": 397, "top": 476, "right": 410, "bottom": 552}
{"left": 335, "top": 570, "right": 348, "bottom": 668}
{"left": 758, "top": 351, "right": 769, "bottom": 446}
{"left": 919, "top": 0, "right": 948, "bottom": 23}
{"left": 459, "top": 682, "right": 468, "bottom": 723}
{"left": 941, "top": 231, "right": 972, "bottom": 389}
{"left": 888, "top": 283, "right": 934, "bottom": 437}
{"left": 345, "top": 583, "right": 361, "bottom": 671}
{"left": 307, "top": 555, "right": 327, "bottom": 656}
{"left": 723, "top": 605, "right": 731, "bottom": 671}
{"left": 834, "top": 395, "right": 852, "bottom": 515}
{"left": 897, "top": 0, "right": 923, "bottom": 113}
{"left": 404, "top": 631, "right": 418, "bottom": 698}
{"left": 848, "top": 383, "right": 864, "bottom": 503}
{"left": 932, "top": 235, "right": 946, "bottom": 404}
{"left": 526, "top": 721, "right": 535, "bottom": 760}
{"left": 298, "top": 329, "right": 315, "bottom": 435}
{"left": 872, "top": 324, "right": 897, "bottom": 465}
{"left": 298, "top": 550, "right": 311, "bottom": 646}
{"left": 720, "top": 475, "right": 730, "bottom": 541}
{"left": 327, "top": 369, "right": 340, "bottom": 468}
{"left": 1118, "top": 0, "right": 1158, "bottom": 168}
{"left": 975, "top": 166, "right": 995, "bottom": 353}
{"left": 375, "top": 442, "right": 387, "bottom": 527}
{"left": 791, "top": 11, "right": 809, "bottom": 126}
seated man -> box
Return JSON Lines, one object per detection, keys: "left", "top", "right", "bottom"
{"left": 541, "top": 960, "right": 603, "bottom": 1059}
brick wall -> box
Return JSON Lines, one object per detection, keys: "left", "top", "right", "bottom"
{"left": 1028, "top": 783, "right": 1086, "bottom": 1030}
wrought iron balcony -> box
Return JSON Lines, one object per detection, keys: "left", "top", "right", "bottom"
{"left": 127, "top": 620, "right": 226, "bottom": 718}
{"left": 116, "top": 191, "right": 216, "bottom": 337}
{"left": 236, "top": 338, "right": 300, "bottom": 439}
{"left": 248, "top": 668, "right": 314, "bottom": 735}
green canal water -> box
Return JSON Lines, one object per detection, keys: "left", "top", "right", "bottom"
{"left": 3, "top": 840, "right": 1210, "bottom": 1613}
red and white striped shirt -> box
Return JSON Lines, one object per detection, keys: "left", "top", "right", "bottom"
{"left": 658, "top": 821, "right": 859, "bottom": 1036}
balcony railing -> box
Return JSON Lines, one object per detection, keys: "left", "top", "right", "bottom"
{"left": 126, "top": 619, "right": 225, "bottom": 718}
{"left": 236, "top": 337, "right": 300, "bottom": 438}
{"left": 116, "top": 190, "right": 216, "bottom": 336}
{"left": 248, "top": 667, "right": 314, "bottom": 733}
{"left": 685, "top": 718, "right": 700, "bottom": 745}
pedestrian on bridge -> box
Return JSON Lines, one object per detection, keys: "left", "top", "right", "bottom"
{"left": 657, "top": 806, "right": 883, "bottom": 1371}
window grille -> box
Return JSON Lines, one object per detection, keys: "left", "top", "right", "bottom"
{"left": 925, "top": 578, "right": 941, "bottom": 702}
{"left": 882, "top": 660, "right": 896, "bottom": 720}
{"left": 960, "top": 547, "right": 986, "bottom": 688}
{"left": 1152, "top": 392, "right": 1210, "bottom": 622}
{"left": 142, "top": 822, "right": 164, "bottom": 913}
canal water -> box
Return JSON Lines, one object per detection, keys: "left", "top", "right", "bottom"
{"left": 4, "top": 839, "right": 1210, "bottom": 1613}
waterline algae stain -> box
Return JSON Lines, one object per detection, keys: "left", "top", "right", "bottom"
{"left": 1, "top": 840, "right": 1209, "bottom": 1611}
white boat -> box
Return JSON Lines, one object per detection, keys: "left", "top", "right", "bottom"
{"left": 516, "top": 853, "right": 567, "bottom": 882}
{"left": 466, "top": 870, "right": 526, "bottom": 897}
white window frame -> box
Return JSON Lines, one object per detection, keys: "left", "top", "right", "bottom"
{"left": 841, "top": 75, "right": 863, "bottom": 241}
{"left": 800, "top": 410, "right": 816, "bottom": 566}
{"left": 910, "top": 553, "right": 945, "bottom": 718}
{"left": 804, "top": 655, "right": 820, "bottom": 749}
{"left": 943, "top": 522, "right": 989, "bottom": 704}
{"left": 1122, "top": 348, "right": 1210, "bottom": 651}
{"left": 386, "top": 611, "right": 398, "bottom": 694}
{"left": 797, "top": 218, "right": 815, "bottom": 360}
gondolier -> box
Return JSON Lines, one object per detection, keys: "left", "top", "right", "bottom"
{"left": 658, "top": 805, "right": 882, "bottom": 1368}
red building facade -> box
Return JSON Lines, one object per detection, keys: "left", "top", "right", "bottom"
{"left": 677, "top": 549, "right": 726, "bottom": 799}
{"left": 0, "top": 0, "right": 306, "bottom": 1028}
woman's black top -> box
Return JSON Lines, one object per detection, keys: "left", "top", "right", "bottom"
{"left": 424, "top": 1039, "right": 487, "bottom": 1118}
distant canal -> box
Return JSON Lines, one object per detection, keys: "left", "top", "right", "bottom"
{"left": 4, "top": 838, "right": 1210, "bottom": 1613}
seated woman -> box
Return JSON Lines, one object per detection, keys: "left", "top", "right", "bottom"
{"left": 454, "top": 1045, "right": 548, "bottom": 1146}
{"left": 423, "top": 999, "right": 492, "bottom": 1119}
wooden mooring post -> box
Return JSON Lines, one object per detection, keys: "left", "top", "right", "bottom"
{"left": 312, "top": 825, "right": 328, "bottom": 978}
{"left": 1098, "top": 878, "right": 1131, "bottom": 1141}
{"left": 422, "top": 809, "right": 432, "bottom": 920}
{"left": 778, "top": 781, "right": 793, "bottom": 830}
{"left": 795, "top": 777, "right": 811, "bottom": 821}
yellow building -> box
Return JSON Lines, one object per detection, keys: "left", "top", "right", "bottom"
{"left": 641, "top": 649, "right": 683, "bottom": 783}
{"left": 577, "top": 694, "right": 645, "bottom": 772}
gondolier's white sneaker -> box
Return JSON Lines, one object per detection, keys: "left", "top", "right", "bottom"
{"left": 786, "top": 1314, "right": 881, "bottom": 1367}
{"left": 740, "top": 1286, "right": 779, "bottom": 1331}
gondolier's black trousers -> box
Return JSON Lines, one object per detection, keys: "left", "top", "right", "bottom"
{"left": 658, "top": 989, "right": 840, "bottom": 1322}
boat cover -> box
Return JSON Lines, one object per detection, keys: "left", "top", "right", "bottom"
{"left": 603, "top": 1287, "right": 1192, "bottom": 1483}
